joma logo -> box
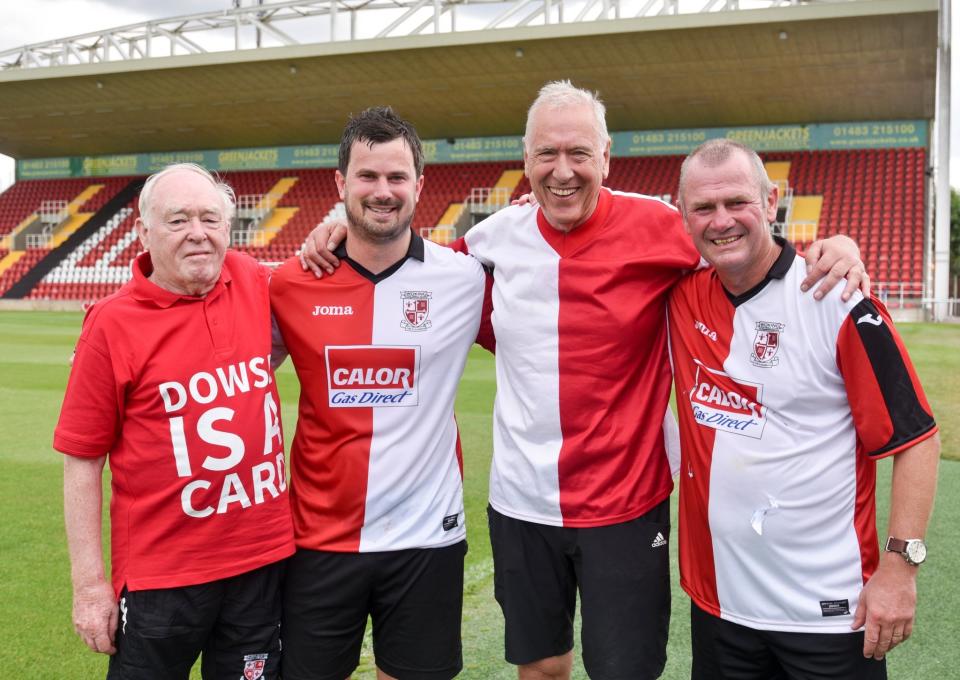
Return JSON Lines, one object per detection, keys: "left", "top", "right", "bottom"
{"left": 694, "top": 320, "right": 717, "bottom": 341}
{"left": 313, "top": 305, "right": 354, "bottom": 316}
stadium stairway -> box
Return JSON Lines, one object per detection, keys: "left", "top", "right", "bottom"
{"left": 252, "top": 177, "right": 300, "bottom": 246}
{"left": 1, "top": 213, "right": 43, "bottom": 252}
{"left": 420, "top": 168, "right": 526, "bottom": 244}
{"left": 764, "top": 161, "right": 791, "bottom": 186}
{"left": 0, "top": 250, "right": 25, "bottom": 277}
{"left": 46, "top": 184, "right": 107, "bottom": 247}
{"left": 785, "top": 195, "right": 824, "bottom": 242}
{"left": 3, "top": 179, "right": 143, "bottom": 299}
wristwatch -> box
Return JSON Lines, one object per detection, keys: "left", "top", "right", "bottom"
{"left": 885, "top": 537, "right": 927, "bottom": 566}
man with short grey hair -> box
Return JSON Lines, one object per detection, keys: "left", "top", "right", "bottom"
{"left": 56, "top": 163, "right": 294, "bottom": 679}
{"left": 460, "top": 80, "right": 691, "bottom": 680}
{"left": 669, "top": 138, "right": 938, "bottom": 679}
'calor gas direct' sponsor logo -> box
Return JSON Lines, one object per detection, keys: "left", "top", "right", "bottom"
{"left": 325, "top": 345, "right": 420, "bottom": 408}
{"left": 688, "top": 359, "right": 766, "bottom": 439}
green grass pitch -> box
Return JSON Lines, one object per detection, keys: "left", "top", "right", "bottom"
{"left": 0, "top": 311, "right": 957, "bottom": 678}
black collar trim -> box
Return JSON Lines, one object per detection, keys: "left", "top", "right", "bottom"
{"left": 725, "top": 237, "right": 795, "bottom": 307}
{"left": 335, "top": 230, "right": 425, "bottom": 284}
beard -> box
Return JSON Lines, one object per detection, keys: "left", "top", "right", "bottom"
{"left": 345, "top": 198, "right": 415, "bottom": 244}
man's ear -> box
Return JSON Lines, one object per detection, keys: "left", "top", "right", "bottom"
{"left": 135, "top": 217, "right": 149, "bottom": 250}
{"left": 766, "top": 184, "right": 780, "bottom": 224}
{"left": 601, "top": 138, "right": 611, "bottom": 179}
{"left": 414, "top": 174, "right": 425, "bottom": 203}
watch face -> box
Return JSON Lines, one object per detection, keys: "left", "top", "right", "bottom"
{"left": 906, "top": 540, "right": 927, "bottom": 564}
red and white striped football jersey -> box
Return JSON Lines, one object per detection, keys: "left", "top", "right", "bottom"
{"left": 668, "top": 241, "right": 937, "bottom": 632}
{"left": 461, "top": 187, "right": 700, "bottom": 527}
{"left": 270, "top": 234, "right": 486, "bottom": 552}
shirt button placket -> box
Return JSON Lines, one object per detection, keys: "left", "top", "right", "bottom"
{"left": 206, "top": 296, "right": 230, "bottom": 353}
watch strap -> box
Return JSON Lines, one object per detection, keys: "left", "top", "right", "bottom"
{"left": 885, "top": 537, "right": 909, "bottom": 554}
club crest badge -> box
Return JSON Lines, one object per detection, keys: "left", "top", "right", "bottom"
{"left": 242, "top": 653, "right": 268, "bottom": 680}
{"left": 401, "top": 291, "right": 432, "bottom": 331}
{"left": 750, "top": 321, "right": 784, "bottom": 367}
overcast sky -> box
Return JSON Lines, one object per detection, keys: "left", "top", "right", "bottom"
{"left": 0, "top": 0, "right": 955, "bottom": 189}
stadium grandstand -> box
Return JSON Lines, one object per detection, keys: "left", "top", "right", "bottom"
{"left": 0, "top": 0, "right": 951, "bottom": 319}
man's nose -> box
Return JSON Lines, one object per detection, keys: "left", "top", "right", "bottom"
{"left": 186, "top": 216, "right": 207, "bottom": 239}
{"left": 552, "top": 154, "right": 574, "bottom": 182}
{"left": 713, "top": 205, "right": 737, "bottom": 228}
{"left": 372, "top": 177, "right": 392, "bottom": 200}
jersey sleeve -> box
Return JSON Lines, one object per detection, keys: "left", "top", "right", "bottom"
{"left": 449, "top": 236, "right": 469, "bottom": 255}
{"left": 475, "top": 269, "right": 496, "bottom": 353}
{"left": 448, "top": 246, "right": 495, "bottom": 352}
{"left": 53, "top": 329, "right": 122, "bottom": 458}
{"left": 270, "top": 313, "right": 289, "bottom": 370}
{"left": 836, "top": 296, "right": 937, "bottom": 458}
{"left": 460, "top": 204, "right": 535, "bottom": 268}
{"left": 659, "top": 206, "right": 703, "bottom": 271}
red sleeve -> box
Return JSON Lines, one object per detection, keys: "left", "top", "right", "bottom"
{"left": 657, "top": 206, "right": 701, "bottom": 271}
{"left": 448, "top": 236, "right": 469, "bottom": 254}
{"left": 474, "top": 270, "right": 496, "bottom": 353}
{"left": 836, "top": 296, "right": 937, "bottom": 458}
{"left": 447, "top": 235, "right": 494, "bottom": 351}
{"left": 53, "top": 332, "right": 122, "bottom": 457}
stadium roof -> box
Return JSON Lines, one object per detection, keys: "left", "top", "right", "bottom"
{"left": 0, "top": 0, "right": 937, "bottom": 159}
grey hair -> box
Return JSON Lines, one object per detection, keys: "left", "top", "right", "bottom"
{"left": 523, "top": 80, "right": 609, "bottom": 151}
{"left": 677, "top": 139, "right": 774, "bottom": 214}
{"left": 138, "top": 162, "right": 236, "bottom": 223}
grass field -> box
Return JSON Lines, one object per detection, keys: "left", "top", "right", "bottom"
{"left": 1, "top": 310, "right": 957, "bottom": 679}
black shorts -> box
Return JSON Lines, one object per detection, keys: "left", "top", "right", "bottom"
{"left": 106, "top": 560, "right": 284, "bottom": 680}
{"left": 691, "top": 601, "right": 887, "bottom": 680}
{"left": 488, "top": 500, "right": 671, "bottom": 680}
{"left": 281, "top": 541, "right": 466, "bottom": 680}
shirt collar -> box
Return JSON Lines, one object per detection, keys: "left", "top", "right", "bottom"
{"left": 334, "top": 229, "right": 425, "bottom": 284}
{"left": 724, "top": 236, "right": 794, "bottom": 307}
{"left": 129, "top": 251, "right": 232, "bottom": 308}
{"left": 535, "top": 187, "right": 612, "bottom": 256}
{"left": 767, "top": 236, "right": 795, "bottom": 279}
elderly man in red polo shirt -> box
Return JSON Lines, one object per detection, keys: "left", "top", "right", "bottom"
{"left": 55, "top": 163, "right": 295, "bottom": 680}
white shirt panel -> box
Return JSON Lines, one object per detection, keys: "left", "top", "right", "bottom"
{"left": 466, "top": 205, "right": 565, "bottom": 525}
{"left": 358, "top": 242, "right": 484, "bottom": 550}
{"left": 709, "top": 261, "right": 866, "bottom": 632}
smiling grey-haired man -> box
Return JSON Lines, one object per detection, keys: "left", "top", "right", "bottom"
{"left": 668, "top": 138, "right": 939, "bottom": 680}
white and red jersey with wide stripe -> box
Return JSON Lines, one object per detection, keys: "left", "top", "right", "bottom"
{"left": 460, "top": 187, "right": 700, "bottom": 527}
{"left": 270, "top": 234, "right": 485, "bottom": 552}
{"left": 668, "top": 242, "right": 937, "bottom": 632}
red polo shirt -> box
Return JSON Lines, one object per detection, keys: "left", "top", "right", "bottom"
{"left": 55, "top": 250, "right": 294, "bottom": 596}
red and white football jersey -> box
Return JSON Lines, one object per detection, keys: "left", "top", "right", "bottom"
{"left": 460, "top": 187, "right": 700, "bottom": 527}
{"left": 668, "top": 241, "right": 937, "bottom": 632}
{"left": 270, "top": 234, "right": 485, "bottom": 552}
{"left": 55, "top": 251, "right": 295, "bottom": 596}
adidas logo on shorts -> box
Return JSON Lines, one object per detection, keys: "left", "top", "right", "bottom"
{"left": 651, "top": 532, "right": 667, "bottom": 548}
